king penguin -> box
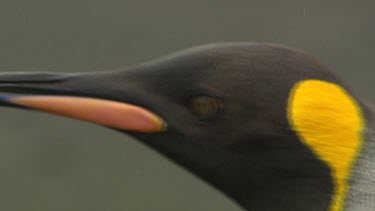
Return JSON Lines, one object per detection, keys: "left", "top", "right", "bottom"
{"left": 0, "top": 43, "right": 373, "bottom": 211}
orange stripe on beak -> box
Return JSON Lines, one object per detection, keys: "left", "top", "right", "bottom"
{"left": 9, "top": 96, "right": 166, "bottom": 133}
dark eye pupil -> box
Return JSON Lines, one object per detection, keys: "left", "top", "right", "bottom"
{"left": 189, "top": 96, "right": 223, "bottom": 119}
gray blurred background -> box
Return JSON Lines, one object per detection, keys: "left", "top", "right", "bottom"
{"left": 0, "top": 1, "right": 374, "bottom": 210}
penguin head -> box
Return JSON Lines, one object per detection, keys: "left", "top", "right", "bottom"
{"left": 0, "top": 43, "right": 367, "bottom": 211}
{"left": 121, "top": 43, "right": 341, "bottom": 143}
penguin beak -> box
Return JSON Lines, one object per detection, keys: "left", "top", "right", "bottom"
{"left": 0, "top": 72, "right": 166, "bottom": 133}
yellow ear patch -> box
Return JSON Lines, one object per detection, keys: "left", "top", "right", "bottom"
{"left": 287, "top": 80, "right": 364, "bottom": 211}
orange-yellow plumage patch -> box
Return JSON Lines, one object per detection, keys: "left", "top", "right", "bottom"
{"left": 287, "top": 80, "right": 364, "bottom": 211}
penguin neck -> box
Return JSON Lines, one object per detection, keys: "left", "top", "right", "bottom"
{"left": 138, "top": 133, "right": 334, "bottom": 211}
{"left": 343, "top": 103, "right": 375, "bottom": 210}
{"left": 221, "top": 135, "right": 334, "bottom": 211}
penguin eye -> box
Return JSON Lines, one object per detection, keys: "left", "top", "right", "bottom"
{"left": 187, "top": 95, "right": 224, "bottom": 119}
